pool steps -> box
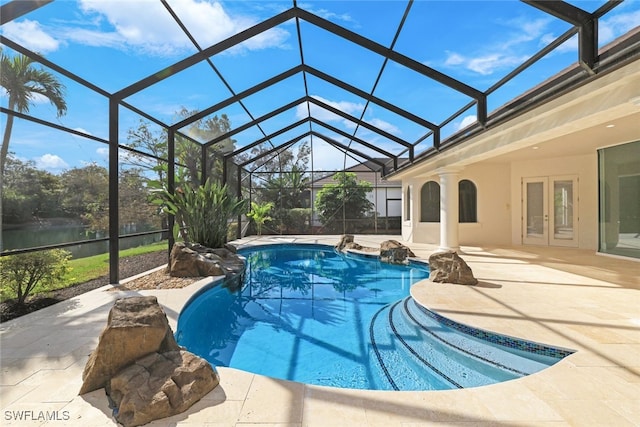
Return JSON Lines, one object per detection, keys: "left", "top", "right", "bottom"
{"left": 370, "top": 297, "right": 564, "bottom": 391}
{"left": 369, "top": 303, "right": 451, "bottom": 390}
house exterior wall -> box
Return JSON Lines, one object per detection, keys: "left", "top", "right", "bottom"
{"left": 368, "top": 187, "right": 402, "bottom": 217}
{"left": 401, "top": 153, "right": 601, "bottom": 249}
{"left": 461, "top": 163, "right": 512, "bottom": 246}
{"left": 395, "top": 60, "right": 638, "bottom": 255}
{"left": 402, "top": 163, "right": 512, "bottom": 246}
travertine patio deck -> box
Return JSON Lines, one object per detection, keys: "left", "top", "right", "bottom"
{"left": 1, "top": 235, "right": 638, "bottom": 426}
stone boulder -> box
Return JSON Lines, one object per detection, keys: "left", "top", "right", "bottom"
{"left": 380, "top": 240, "right": 415, "bottom": 264}
{"left": 428, "top": 251, "right": 478, "bottom": 285}
{"left": 169, "top": 242, "right": 245, "bottom": 278}
{"left": 335, "top": 234, "right": 363, "bottom": 251}
{"left": 106, "top": 350, "right": 219, "bottom": 427}
{"left": 79, "top": 296, "right": 180, "bottom": 395}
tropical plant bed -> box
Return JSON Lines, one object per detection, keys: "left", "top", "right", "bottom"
{"left": 0, "top": 251, "right": 170, "bottom": 322}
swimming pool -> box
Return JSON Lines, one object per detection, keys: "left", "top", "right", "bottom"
{"left": 175, "top": 243, "right": 572, "bottom": 390}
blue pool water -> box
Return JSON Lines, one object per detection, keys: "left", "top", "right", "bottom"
{"left": 175, "top": 243, "right": 572, "bottom": 390}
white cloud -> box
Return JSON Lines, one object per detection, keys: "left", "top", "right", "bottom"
{"left": 297, "top": 2, "right": 355, "bottom": 25}
{"left": 366, "top": 118, "right": 400, "bottom": 135}
{"left": 309, "top": 138, "right": 358, "bottom": 171}
{"left": 73, "top": 0, "right": 290, "bottom": 56}
{"left": 63, "top": 27, "right": 128, "bottom": 50}
{"left": 233, "top": 28, "right": 290, "bottom": 53}
{"left": 501, "top": 18, "right": 550, "bottom": 49}
{"left": 1, "top": 20, "right": 60, "bottom": 53}
{"left": 29, "top": 92, "right": 55, "bottom": 105}
{"left": 468, "top": 53, "right": 529, "bottom": 76}
{"left": 540, "top": 33, "right": 578, "bottom": 54}
{"left": 96, "top": 146, "right": 142, "bottom": 165}
{"left": 442, "top": 16, "right": 552, "bottom": 76}
{"left": 599, "top": 10, "right": 640, "bottom": 45}
{"left": 73, "top": 127, "right": 93, "bottom": 136}
{"left": 0, "top": 88, "right": 52, "bottom": 106}
{"left": 297, "top": 96, "right": 400, "bottom": 140}
{"left": 446, "top": 9, "right": 637, "bottom": 77}
{"left": 296, "top": 95, "right": 364, "bottom": 122}
{"left": 96, "top": 147, "right": 109, "bottom": 158}
{"left": 35, "top": 154, "right": 69, "bottom": 171}
{"left": 456, "top": 115, "right": 477, "bottom": 131}
{"left": 445, "top": 51, "right": 530, "bottom": 76}
{"left": 309, "top": 8, "right": 355, "bottom": 24}
{"left": 444, "top": 52, "right": 465, "bottom": 66}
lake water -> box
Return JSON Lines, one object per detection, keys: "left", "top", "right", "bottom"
{"left": 2, "top": 224, "right": 164, "bottom": 258}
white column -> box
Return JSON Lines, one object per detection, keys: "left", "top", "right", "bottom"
{"left": 437, "top": 167, "right": 463, "bottom": 252}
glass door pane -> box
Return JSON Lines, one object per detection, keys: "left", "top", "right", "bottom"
{"left": 599, "top": 141, "right": 640, "bottom": 259}
{"left": 553, "top": 180, "right": 573, "bottom": 239}
{"left": 527, "top": 182, "right": 544, "bottom": 236}
{"left": 523, "top": 177, "right": 548, "bottom": 245}
{"left": 550, "top": 176, "right": 578, "bottom": 247}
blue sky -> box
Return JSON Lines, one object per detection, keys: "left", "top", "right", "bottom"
{"left": 1, "top": 0, "right": 639, "bottom": 174}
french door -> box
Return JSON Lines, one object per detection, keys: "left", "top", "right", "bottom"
{"left": 522, "top": 176, "right": 578, "bottom": 247}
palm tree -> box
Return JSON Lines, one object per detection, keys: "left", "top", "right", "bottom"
{"left": 247, "top": 201, "right": 274, "bottom": 236}
{"left": 1, "top": 50, "right": 67, "bottom": 250}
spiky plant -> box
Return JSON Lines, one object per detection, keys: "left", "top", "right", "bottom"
{"left": 150, "top": 178, "right": 246, "bottom": 248}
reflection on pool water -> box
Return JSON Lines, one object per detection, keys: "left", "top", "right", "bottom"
{"left": 176, "top": 243, "right": 573, "bottom": 390}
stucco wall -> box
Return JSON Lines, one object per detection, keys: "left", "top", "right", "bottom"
{"left": 402, "top": 163, "right": 512, "bottom": 246}
{"left": 402, "top": 153, "right": 598, "bottom": 249}
{"left": 461, "top": 163, "right": 512, "bottom": 246}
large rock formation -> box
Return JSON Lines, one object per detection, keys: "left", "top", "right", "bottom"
{"left": 380, "top": 240, "right": 415, "bottom": 264}
{"left": 79, "top": 296, "right": 180, "bottom": 395}
{"left": 106, "top": 350, "right": 219, "bottom": 427}
{"left": 169, "top": 242, "right": 245, "bottom": 278}
{"left": 80, "top": 296, "right": 219, "bottom": 427}
{"left": 335, "top": 234, "right": 363, "bottom": 251}
{"left": 428, "top": 251, "right": 478, "bottom": 285}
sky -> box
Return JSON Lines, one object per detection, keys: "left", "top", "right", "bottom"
{"left": 1, "top": 0, "right": 639, "bottom": 175}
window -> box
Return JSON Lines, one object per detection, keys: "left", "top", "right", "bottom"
{"left": 405, "top": 186, "right": 411, "bottom": 220}
{"left": 420, "top": 181, "right": 440, "bottom": 222}
{"left": 459, "top": 179, "right": 477, "bottom": 223}
{"left": 598, "top": 141, "right": 640, "bottom": 259}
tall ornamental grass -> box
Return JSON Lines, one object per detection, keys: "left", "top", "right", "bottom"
{"left": 150, "top": 178, "right": 246, "bottom": 248}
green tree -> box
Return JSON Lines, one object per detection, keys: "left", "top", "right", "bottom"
{"left": 125, "top": 119, "right": 169, "bottom": 183}
{"left": 0, "top": 50, "right": 67, "bottom": 249}
{"left": 246, "top": 141, "right": 310, "bottom": 183}
{"left": 2, "top": 155, "right": 63, "bottom": 224}
{"left": 59, "top": 164, "right": 109, "bottom": 234}
{"left": 118, "top": 168, "right": 159, "bottom": 232}
{"left": 247, "top": 201, "right": 274, "bottom": 235}
{"left": 125, "top": 111, "right": 237, "bottom": 186}
{"left": 0, "top": 249, "right": 70, "bottom": 304}
{"left": 174, "top": 108, "right": 236, "bottom": 185}
{"left": 247, "top": 143, "right": 310, "bottom": 232}
{"left": 314, "top": 172, "right": 374, "bottom": 233}
{"left": 259, "top": 166, "right": 310, "bottom": 233}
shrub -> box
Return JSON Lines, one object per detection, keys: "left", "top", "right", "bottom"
{"left": 150, "top": 178, "right": 246, "bottom": 248}
{"left": 287, "top": 208, "right": 312, "bottom": 233}
{"left": 247, "top": 201, "right": 274, "bottom": 236}
{"left": 227, "top": 222, "right": 238, "bottom": 242}
{"left": 0, "top": 249, "right": 71, "bottom": 304}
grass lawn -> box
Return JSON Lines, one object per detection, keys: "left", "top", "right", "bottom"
{"left": 0, "top": 241, "right": 168, "bottom": 302}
